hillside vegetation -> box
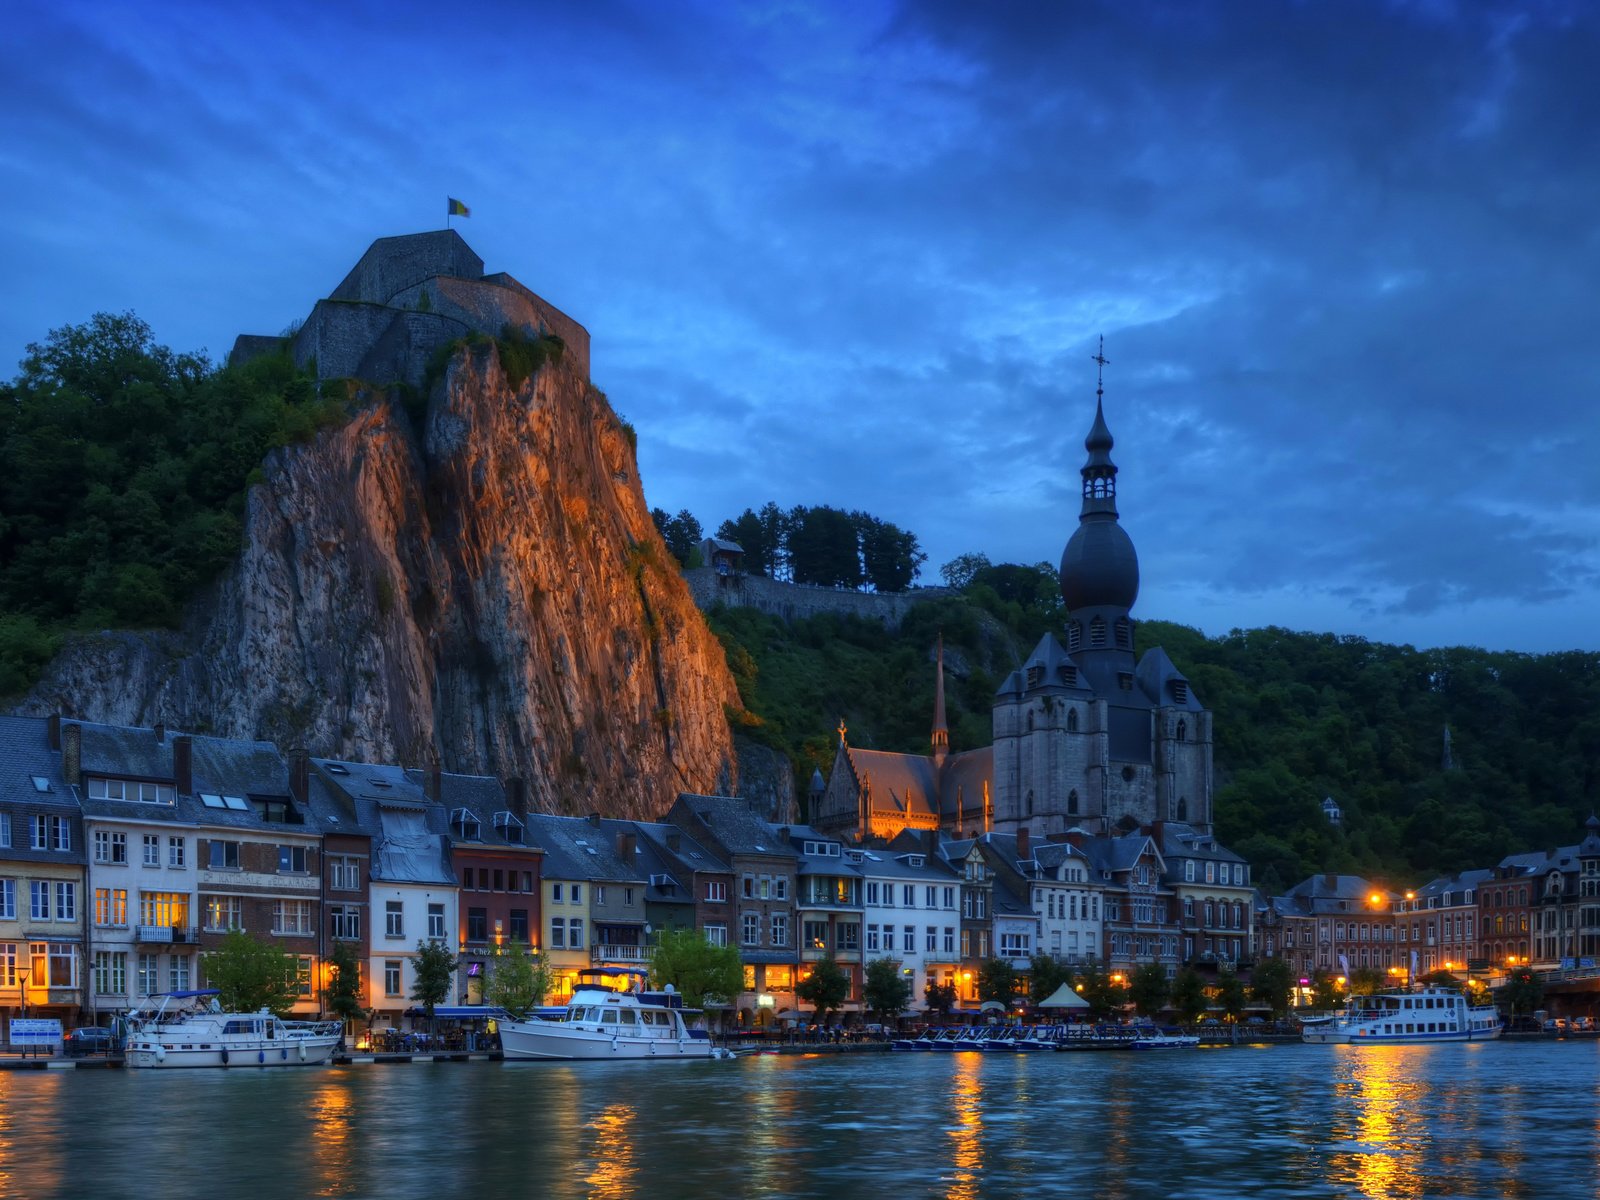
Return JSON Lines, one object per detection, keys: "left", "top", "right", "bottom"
{"left": 710, "top": 568, "right": 1600, "bottom": 889}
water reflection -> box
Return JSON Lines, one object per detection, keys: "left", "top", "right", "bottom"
{"left": 583, "top": 1103, "right": 638, "bottom": 1198}
{"left": 944, "top": 1052, "right": 983, "bottom": 1199}
{"left": 308, "top": 1076, "right": 355, "bottom": 1197}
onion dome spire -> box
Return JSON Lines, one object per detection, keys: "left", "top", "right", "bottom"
{"left": 1059, "top": 336, "right": 1140, "bottom": 614}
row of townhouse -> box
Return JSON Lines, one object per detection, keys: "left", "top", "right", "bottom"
{"left": 1258, "top": 816, "right": 1600, "bottom": 986}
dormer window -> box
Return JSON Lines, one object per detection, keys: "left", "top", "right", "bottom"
{"left": 87, "top": 777, "right": 176, "bottom": 805}
{"left": 493, "top": 811, "right": 524, "bottom": 843}
{"left": 451, "top": 807, "right": 482, "bottom": 840}
{"left": 1025, "top": 665, "right": 1043, "bottom": 689}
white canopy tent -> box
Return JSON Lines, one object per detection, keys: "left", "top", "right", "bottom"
{"left": 1037, "top": 983, "right": 1091, "bottom": 1010}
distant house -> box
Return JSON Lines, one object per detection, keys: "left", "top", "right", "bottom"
{"left": 698, "top": 537, "right": 744, "bottom": 578}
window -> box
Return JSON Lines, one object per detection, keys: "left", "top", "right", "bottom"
{"left": 87, "top": 778, "right": 175, "bottom": 804}
{"left": 1205, "top": 862, "right": 1215, "bottom": 883}
{"left": 742, "top": 913, "right": 760, "bottom": 945}
{"left": 330, "top": 905, "right": 361, "bottom": 940}
{"left": 926, "top": 927, "right": 938, "bottom": 952}
{"left": 95, "top": 888, "right": 129, "bottom": 927}
{"left": 31, "top": 816, "right": 47, "bottom": 850}
{"left": 866, "top": 924, "right": 880, "bottom": 952}
{"left": 999, "top": 932, "right": 1031, "bottom": 957}
{"left": 865, "top": 881, "right": 879, "bottom": 906}
{"left": 428, "top": 903, "right": 446, "bottom": 940}
{"left": 140, "top": 892, "right": 189, "bottom": 928}
{"left": 93, "top": 950, "right": 127, "bottom": 996}
{"left": 291, "top": 955, "right": 313, "bottom": 998}
{"left": 550, "top": 917, "right": 566, "bottom": 948}
{"left": 51, "top": 816, "right": 71, "bottom": 852}
{"left": 208, "top": 841, "right": 239, "bottom": 870}
{"left": 385, "top": 960, "right": 402, "bottom": 997}
{"left": 330, "top": 856, "right": 360, "bottom": 890}
{"left": 278, "top": 845, "right": 309, "bottom": 874}
{"left": 803, "top": 921, "right": 829, "bottom": 950}
{"left": 169, "top": 956, "right": 190, "bottom": 992}
{"left": 571, "top": 885, "right": 582, "bottom": 904}
{"left": 903, "top": 885, "right": 916, "bottom": 907}
{"left": 773, "top": 878, "right": 787, "bottom": 901}
{"left": 509, "top": 909, "right": 528, "bottom": 943}
{"left": 1184, "top": 860, "right": 1195, "bottom": 882}
{"left": 30, "top": 881, "right": 49, "bottom": 921}
{"left": 624, "top": 887, "right": 634, "bottom": 906}
{"left": 137, "top": 953, "right": 159, "bottom": 996}
{"left": 770, "top": 914, "right": 789, "bottom": 947}
{"left": 468, "top": 907, "right": 488, "bottom": 942}
{"left": 0, "top": 879, "right": 12, "bottom": 921}
{"left": 836, "top": 924, "right": 859, "bottom": 952}
{"left": 705, "top": 924, "right": 728, "bottom": 947}
{"left": 742, "top": 876, "right": 754, "bottom": 899}
{"left": 568, "top": 919, "right": 584, "bottom": 948}
{"left": 385, "top": 901, "right": 404, "bottom": 938}
{"left": 943, "top": 927, "right": 956, "bottom": 954}
{"left": 94, "top": 830, "right": 127, "bottom": 864}
{"left": 707, "top": 881, "right": 727, "bottom": 902}
{"left": 168, "top": 837, "right": 186, "bottom": 868}
{"left": 552, "top": 883, "right": 563, "bottom": 903}
{"left": 594, "top": 886, "right": 607, "bottom": 905}
{"left": 901, "top": 925, "right": 914, "bottom": 953}
{"left": 0, "top": 813, "right": 8, "bottom": 848}
{"left": 273, "top": 900, "right": 312, "bottom": 935}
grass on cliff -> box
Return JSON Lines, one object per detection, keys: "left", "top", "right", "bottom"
{"left": 0, "top": 312, "right": 347, "bottom": 698}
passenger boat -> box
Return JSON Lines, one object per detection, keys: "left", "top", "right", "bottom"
{"left": 1126, "top": 1023, "right": 1199, "bottom": 1050}
{"left": 1300, "top": 986, "right": 1503, "bottom": 1044}
{"left": 496, "top": 967, "right": 732, "bottom": 1061}
{"left": 123, "top": 990, "right": 343, "bottom": 1069}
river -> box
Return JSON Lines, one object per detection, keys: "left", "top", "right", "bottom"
{"left": 0, "top": 1042, "right": 1595, "bottom": 1199}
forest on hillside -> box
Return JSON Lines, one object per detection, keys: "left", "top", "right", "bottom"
{"left": 709, "top": 558, "right": 1600, "bottom": 891}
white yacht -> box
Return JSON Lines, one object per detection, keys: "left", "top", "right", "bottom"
{"left": 1301, "top": 986, "right": 1502, "bottom": 1044}
{"left": 124, "top": 990, "right": 344, "bottom": 1068}
{"left": 497, "top": 968, "right": 730, "bottom": 1061}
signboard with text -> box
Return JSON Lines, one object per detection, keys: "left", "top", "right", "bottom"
{"left": 9, "top": 1018, "right": 63, "bottom": 1046}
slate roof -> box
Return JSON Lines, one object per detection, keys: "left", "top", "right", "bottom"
{"left": 522, "top": 814, "right": 644, "bottom": 884}
{"left": 402, "top": 768, "right": 536, "bottom": 853}
{"left": 849, "top": 846, "right": 959, "bottom": 883}
{"left": 0, "top": 715, "right": 83, "bottom": 864}
{"left": 1156, "top": 822, "right": 1246, "bottom": 868}
{"left": 313, "top": 758, "right": 452, "bottom": 883}
{"left": 842, "top": 747, "right": 940, "bottom": 823}
{"left": 674, "top": 793, "right": 796, "bottom": 860}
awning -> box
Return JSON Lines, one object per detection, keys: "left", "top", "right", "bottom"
{"left": 1037, "top": 984, "right": 1091, "bottom": 1010}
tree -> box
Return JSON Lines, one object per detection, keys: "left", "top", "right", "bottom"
{"left": 1128, "top": 963, "right": 1170, "bottom": 1017}
{"left": 855, "top": 513, "right": 925, "bottom": 593}
{"left": 652, "top": 507, "right": 703, "bottom": 567}
{"left": 1214, "top": 969, "right": 1248, "bottom": 1022}
{"left": 977, "top": 958, "right": 1018, "bottom": 1006}
{"left": 1249, "top": 958, "right": 1295, "bottom": 1017}
{"left": 1073, "top": 963, "right": 1127, "bottom": 1018}
{"left": 1028, "top": 954, "right": 1071, "bottom": 1004}
{"left": 863, "top": 958, "right": 912, "bottom": 1023}
{"left": 202, "top": 930, "right": 297, "bottom": 1016}
{"left": 648, "top": 928, "right": 744, "bottom": 1008}
{"left": 786, "top": 505, "right": 862, "bottom": 589}
{"left": 1311, "top": 968, "right": 1346, "bottom": 1012}
{"left": 716, "top": 509, "right": 771, "bottom": 576}
{"left": 796, "top": 956, "right": 851, "bottom": 1025}
{"left": 924, "top": 979, "right": 958, "bottom": 1018}
{"left": 939, "top": 552, "right": 992, "bottom": 590}
{"left": 410, "top": 940, "right": 457, "bottom": 1025}
{"left": 1170, "top": 968, "right": 1209, "bottom": 1024}
{"left": 1499, "top": 967, "right": 1543, "bottom": 1016}
{"left": 485, "top": 947, "right": 554, "bottom": 1019}
{"left": 1348, "top": 966, "right": 1386, "bottom": 997}
{"left": 323, "top": 939, "right": 365, "bottom": 1025}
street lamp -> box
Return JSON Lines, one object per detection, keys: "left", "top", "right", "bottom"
{"left": 17, "top": 967, "right": 30, "bottom": 1059}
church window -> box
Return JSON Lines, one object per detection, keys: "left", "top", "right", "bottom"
{"left": 1118, "top": 673, "right": 1134, "bottom": 691}
{"left": 1067, "top": 709, "right": 1079, "bottom": 733}
{"left": 1115, "top": 618, "right": 1131, "bottom": 648}
{"left": 1026, "top": 790, "right": 1034, "bottom": 816}
{"left": 1027, "top": 712, "right": 1034, "bottom": 732}
{"left": 1172, "top": 680, "right": 1189, "bottom": 705}
{"left": 1176, "top": 719, "right": 1187, "bottom": 742}
{"left": 1026, "top": 666, "right": 1043, "bottom": 689}
{"left": 1090, "top": 618, "right": 1106, "bottom": 648}
{"left": 1177, "top": 797, "right": 1188, "bottom": 821}
{"left": 1067, "top": 621, "right": 1082, "bottom": 651}
{"left": 1067, "top": 789, "right": 1079, "bottom": 816}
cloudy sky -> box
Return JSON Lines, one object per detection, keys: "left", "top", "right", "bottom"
{"left": 5, "top": 0, "right": 1596, "bottom": 653}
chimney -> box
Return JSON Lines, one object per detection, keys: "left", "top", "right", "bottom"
{"left": 173, "top": 736, "right": 193, "bottom": 797}
{"left": 1324, "top": 872, "right": 1337, "bottom": 890}
{"left": 47, "top": 713, "right": 61, "bottom": 750}
{"left": 617, "top": 831, "right": 637, "bottom": 860}
{"left": 289, "top": 749, "right": 309, "bottom": 804}
{"left": 426, "top": 758, "right": 442, "bottom": 803}
{"left": 587, "top": 811, "right": 601, "bottom": 828}
{"left": 507, "top": 777, "right": 528, "bottom": 818}
{"left": 667, "top": 831, "right": 681, "bottom": 853}
{"left": 62, "top": 722, "right": 81, "bottom": 787}
{"left": 1065, "top": 829, "right": 1087, "bottom": 849}
{"left": 154, "top": 722, "right": 166, "bottom": 744}
{"left": 777, "top": 827, "right": 790, "bottom": 843}
{"left": 1016, "top": 826, "right": 1031, "bottom": 860}
{"left": 1046, "top": 832, "right": 1070, "bottom": 844}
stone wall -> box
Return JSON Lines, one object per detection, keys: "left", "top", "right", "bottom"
{"left": 331, "top": 231, "right": 485, "bottom": 305}
{"left": 683, "top": 569, "right": 952, "bottom": 629}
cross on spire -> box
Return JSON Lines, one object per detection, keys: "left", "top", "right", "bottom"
{"left": 837, "top": 717, "right": 848, "bottom": 746}
{"left": 1092, "top": 334, "right": 1110, "bottom": 400}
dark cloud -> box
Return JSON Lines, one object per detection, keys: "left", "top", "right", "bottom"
{"left": 4, "top": 0, "right": 1597, "bottom": 650}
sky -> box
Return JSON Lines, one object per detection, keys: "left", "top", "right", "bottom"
{"left": 5, "top": 0, "right": 1597, "bottom": 654}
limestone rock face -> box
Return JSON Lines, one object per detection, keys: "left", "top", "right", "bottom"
{"left": 24, "top": 344, "right": 740, "bottom": 818}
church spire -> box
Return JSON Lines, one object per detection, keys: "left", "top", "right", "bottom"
{"left": 931, "top": 634, "right": 949, "bottom": 766}
{"left": 1081, "top": 335, "right": 1118, "bottom": 517}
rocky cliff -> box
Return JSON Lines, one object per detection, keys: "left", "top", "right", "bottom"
{"left": 23, "top": 341, "right": 742, "bottom": 819}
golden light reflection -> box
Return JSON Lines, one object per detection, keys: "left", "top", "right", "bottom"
{"left": 583, "top": 1103, "right": 638, "bottom": 1199}
{"left": 1329, "top": 1048, "right": 1430, "bottom": 1200}
{"left": 309, "top": 1078, "right": 356, "bottom": 1197}
{"left": 745, "top": 1056, "right": 799, "bottom": 1196}
{"left": 945, "top": 1052, "right": 983, "bottom": 1200}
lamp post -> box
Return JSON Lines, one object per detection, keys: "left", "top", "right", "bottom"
{"left": 17, "top": 967, "right": 30, "bottom": 1058}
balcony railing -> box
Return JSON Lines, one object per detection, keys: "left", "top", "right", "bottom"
{"left": 136, "top": 925, "right": 200, "bottom": 944}
{"left": 592, "top": 944, "right": 644, "bottom": 962}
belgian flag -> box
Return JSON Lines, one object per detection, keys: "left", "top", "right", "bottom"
{"left": 447, "top": 197, "right": 470, "bottom": 217}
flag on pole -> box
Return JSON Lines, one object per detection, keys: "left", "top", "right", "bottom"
{"left": 447, "top": 197, "right": 470, "bottom": 217}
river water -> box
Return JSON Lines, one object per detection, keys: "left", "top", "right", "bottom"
{"left": 1, "top": 1042, "right": 1595, "bottom": 1199}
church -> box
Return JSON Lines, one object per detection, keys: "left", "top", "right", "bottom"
{"left": 812, "top": 359, "right": 1214, "bottom": 843}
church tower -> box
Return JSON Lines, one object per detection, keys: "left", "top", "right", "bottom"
{"left": 931, "top": 635, "right": 949, "bottom": 769}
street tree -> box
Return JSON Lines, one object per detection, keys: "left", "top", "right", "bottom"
{"left": 323, "top": 939, "right": 365, "bottom": 1025}
{"left": 1214, "top": 969, "right": 1248, "bottom": 1022}
{"left": 410, "top": 940, "right": 458, "bottom": 1027}
{"left": 485, "top": 947, "right": 554, "bottom": 1019}
{"left": 1028, "top": 954, "right": 1071, "bottom": 1004}
{"left": 796, "top": 956, "right": 851, "bottom": 1026}
{"left": 203, "top": 930, "right": 297, "bottom": 1016}
{"left": 1249, "top": 958, "right": 1295, "bottom": 1017}
{"left": 1128, "top": 963, "right": 1170, "bottom": 1018}
{"left": 863, "top": 958, "right": 912, "bottom": 1023}
{"left": 1073, "top": 963, "right": 1127, "bottom": 1018}
{"left": 648, "top": 928, "right": 744, "bottom": 1009}
{"left": 1499, "top": 967, "right": 1543, "bottom": 1017}
{"left": 977, "top": 958, "right": 1018, "bottom": 1006}
{"left": 1311, "top": 969, "right": 1347, "bottom": 1011}
{"left": 924, "top": 979, "right": 958, "bottom": 1019}
{"left": 1170, "top": 968, "right": 1209, "bottom": 1024}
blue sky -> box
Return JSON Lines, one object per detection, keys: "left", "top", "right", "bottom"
{"left": 5, "top": 0, "right": 1597, "bottom": 653}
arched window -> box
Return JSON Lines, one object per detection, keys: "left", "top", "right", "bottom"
{"left": 1089, "top": 617, "right": 1107, "bottom": 648}
{"left": 1027, "top": 711, "right": 1034, "bottom": 732}
{"left": 1067, "top": 708, "right": 1079, "bottom": 733}
{"left": 1177, "top": 796, "right": 1188, "bottom": 820}
{"left": 1176, "top": 719, "right": 1187, "bottom": 742}
{"left": 1026, "top": 789, "right": 1034, "bottom": 816}
{"left": 1067, "top": 789, "right": 1079, "bottom": 816}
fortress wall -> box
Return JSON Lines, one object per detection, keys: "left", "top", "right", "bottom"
{"left": 357, "top": 310, "right": 472, "bottom": 391}
{"left": 480, "top": 272, "right": 592, "bottom": 379}
{"left": 683, "top": 569, "right": 952, "bottom": 629}
{"left": 331, "top": 231, "right": 484, "bottom": 305}
{"left": 430, "top": 276, "right": 592, "bottom": 380}
{"left": 291, "top": 301, "right": 398, "bottom": 380}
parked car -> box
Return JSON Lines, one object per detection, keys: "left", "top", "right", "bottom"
{"left": 1542, "top": 1018, "right": 1569, "bottom": 1033}
{"left": 1570, "top": 1017, "right": 1595, "bottom": 1031}
{"left": 63, "top": 1026, "right": 115, "bottom": 1057}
